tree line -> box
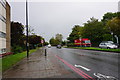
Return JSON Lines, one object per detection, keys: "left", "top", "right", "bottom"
{"left": 11, "top": 21, "right": 48, "bottom": 54}
{"left": 67, "top": 12, "right": 120, "bottom": 47}
{"left": 49, "top": 34, "right": 65, "bottom": 46}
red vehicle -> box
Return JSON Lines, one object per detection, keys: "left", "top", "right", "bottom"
{"left": 74, "top": 38, "right": 91, "bottom": 47}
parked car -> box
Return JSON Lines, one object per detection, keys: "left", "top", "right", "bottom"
{"left": 114, "top": 43, "right": 120, "bottom": 48}
{"left": 48, "top": 44, "right": 51, "bottom": 48}
{"left": 101, "top": 41, "right": 114, "bottom": 44}
{"left": 99, "top": 42, "right": 118, "bottom": 49}
{"left": 56, "top": 45, "right": 62, "bottom": 49}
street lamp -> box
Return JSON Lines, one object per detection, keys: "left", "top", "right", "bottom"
{"left": 111, "top": 32, "right": 113, "bottom": 41}
{"left": 26, "top": 0, "right": 29, "bottom": 58}
{"left": 114, "top": 35, "right": 119, "bottom": 44}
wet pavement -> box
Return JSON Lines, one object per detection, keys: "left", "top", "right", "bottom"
{"left": 2, "top": 47, "right": 119, "bottom": 80}
{"left": 2, "top": 48, "right": 78, "bottom": 79}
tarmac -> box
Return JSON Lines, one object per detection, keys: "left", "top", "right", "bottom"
{"left": 2, "top": 48, "right": 77, "bottom": 79}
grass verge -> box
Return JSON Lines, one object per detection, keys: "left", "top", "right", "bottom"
{"left": 2, "top": 48, "right": 38, "bottom": 72}
{"left": 66, "top": 47, "right": 120, "bottom": 53}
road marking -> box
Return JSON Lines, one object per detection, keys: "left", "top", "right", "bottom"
{"left": 93, "top": 73, "right": 117, "bottom": 79}
{"left": 93, "top": 73, "right": 103, "bottom": 78}
{"left": 55, "top": 55, "right": 95, "bottom": 80}
{"left": 75, "top": 64, "right": 91, "bottom": 71}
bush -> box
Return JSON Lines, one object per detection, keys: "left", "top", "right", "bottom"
{"left": 29, "top": 44, "right": 36, "bottom": 49}
{"left": 67, "top": 43, "right": 75, "bottom": 47}
{"left": 12, "top": 45, "right": 23, "bottom": 54}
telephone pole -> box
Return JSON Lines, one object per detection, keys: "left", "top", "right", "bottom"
{"left": 26, "top": 0, "right": 29, "bottom": 58}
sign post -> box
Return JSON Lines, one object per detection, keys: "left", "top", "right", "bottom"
{"left": 41, "top": 39, "right": 44, "bottom": 53}
{"left": 41, "top": 39, "right": 44, "bottom": 46}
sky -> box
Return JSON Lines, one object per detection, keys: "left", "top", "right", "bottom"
{"left": 7, "top": 0, "right": 119, "bottom": 42}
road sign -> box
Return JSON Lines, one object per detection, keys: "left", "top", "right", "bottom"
{"left": 41, "top": 40, "right": 44, "bottom": 43}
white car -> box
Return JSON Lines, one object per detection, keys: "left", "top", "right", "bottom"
{"left": 48, "top": 44, "right": 51, "bottom": 48}
{"left": 99, "top": 43, "right": 118, "bottom": 49}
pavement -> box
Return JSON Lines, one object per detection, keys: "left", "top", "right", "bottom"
{"left": 2, "top": 47, "right": 77, "bottom": 79}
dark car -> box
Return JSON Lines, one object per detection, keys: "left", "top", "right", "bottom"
{"left": 56, "top": 45, "right": 62, "bottom": 49}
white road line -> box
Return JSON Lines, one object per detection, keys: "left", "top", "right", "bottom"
{"left": 93, "top": 73, "right": 102, "bottom": 78}
{"left": 93, "top": 73, "right": 117, "bottom": 79}
{"left": 74, "top": 64, "right": 91, "bottom": 71}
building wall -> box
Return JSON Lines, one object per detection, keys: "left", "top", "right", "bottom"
{"left": 0, "top": 0, "right": 10, "bottom": 54}
{"left": 0, "top": 0, "right": 6, "bottom": 54}
{"left": 6, "top": 2, "right": 11, "bottom": 52}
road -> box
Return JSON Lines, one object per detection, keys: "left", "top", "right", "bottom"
{"left": 47, "top": 47, "right": 119, "bottom": 80}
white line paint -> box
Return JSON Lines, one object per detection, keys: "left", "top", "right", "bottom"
{"left": 93, "top": 73, "right": 117, "bottom": 79}
{"left": 74, "top": 64, "right": 90, "bottom": 71}
{"left": 93, "top": 73, "right": 102, "bottom": 78}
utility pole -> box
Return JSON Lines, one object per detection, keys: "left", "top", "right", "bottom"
{"left": 114, "top": 35, "right": 119, "bottom": 44}
{"left": 26, "top": 0, "right": 29, "bottom": 58}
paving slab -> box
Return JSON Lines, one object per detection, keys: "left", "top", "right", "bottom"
{"left": 2, "top": 48, "right": 77, "bottom": 79}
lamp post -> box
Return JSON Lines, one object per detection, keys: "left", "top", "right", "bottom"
{"left": 111, "top": 32, "right": 113, "bottom": 41}
{"left": 26, "top": 0, "right": 29, "bottom": 58}
{"left": 114, "top": 35, "right": 119, "bottom": 44}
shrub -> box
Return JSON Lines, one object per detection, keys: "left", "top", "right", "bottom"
{"left": 12, "top": 45, "right": 23, "bottom": 54}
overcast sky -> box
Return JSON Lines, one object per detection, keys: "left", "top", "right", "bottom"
{"left": 8, "top": 0, "right": 119, "bottom": 42}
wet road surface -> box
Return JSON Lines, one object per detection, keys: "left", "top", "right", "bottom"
{"left": 47, "top": 47, "right": 119, "bottom": 79}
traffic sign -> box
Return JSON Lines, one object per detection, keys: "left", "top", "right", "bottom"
{"left": 41, "top": 40, "right": 44, "bottom": 43}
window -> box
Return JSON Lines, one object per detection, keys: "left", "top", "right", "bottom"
{"left": 0, "top": 0, "right": 6, "bottom": 9}
{"left": 0, "top": 14, "right": 6, "bottom": 23}
{"left": 1, "top": 48, "right": 6, "bottom": 53}
{"left": 0, "top": 31, "right": 6, "bottom": 38}
{"left": 85, "top": 40, "right": 90, "bottom": 43}
{"left": 100, "top": 43, "right": 105, "bottom": 45}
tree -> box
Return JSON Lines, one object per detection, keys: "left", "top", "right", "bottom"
{"left": 44, "top": 42, "right": 49, "bottom": 46}
{"left": 55, "top": 34, "right": 63, "bottom": 44}
{"left": 49, "top": 37, "right": 59, "bottom": 46}
{"left": 102, "top": 12, "right": 117, "bottom": 24}
{"left": 29, "top": 35, "right": 42, "bottom": 45}
{"left": 61, "top": 40, "right": 67, "bottom": 46}
{"left": 11, "top": 22, "right": 24, "bottom": 46}
{"left": 116, "top": 12, "right": 120, "bottom": 18}
{"left": 49, "top": 34, "right": 63, "bottom": 46}
{"left": 29, "top": 35, "right": 43, "bottom": 49}
{"left": 49, "top": 37, "right": 55, "bottom": 45}
{"left": 81, "top": 17, "right": 105, "bottom": 46}
{"left": 101, "top": 12, "right": 120, "bottom": 42}
{"left": 67, "top": 25, "right": 83, "bottom": 43}
{"left": 11, "top": 22, "right": 25, "bottom": 53}
{"left": 106, "top": 17, "right": 120, "bottom": 43}
{"left": 102, "top": 12, "right": 120, "bottom": 25}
